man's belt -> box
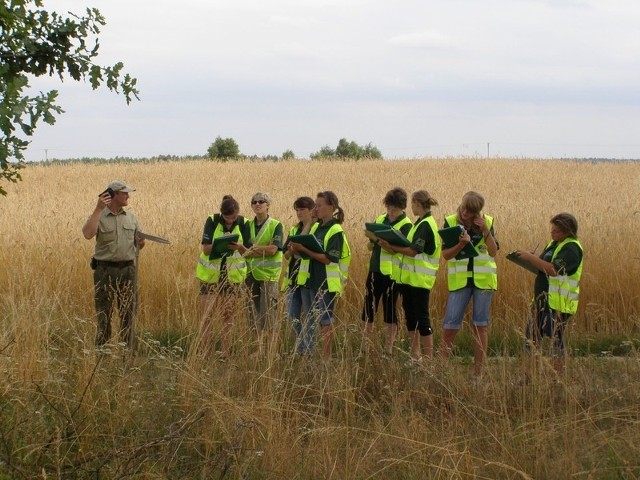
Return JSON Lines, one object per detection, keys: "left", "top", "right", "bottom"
{"left": 95, "top": 259, "right": 135, "bottom": 268}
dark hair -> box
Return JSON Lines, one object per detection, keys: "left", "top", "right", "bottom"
{"left": 551, "top": 212, "right": 578, "bottom": 238}
{"left": 317, "top": 190, "right": 344, "bottom": 224}
{"left": 293, "top": 196, "right": 315, "bottom": 210}
{"left": 459, "top": 191, "right": 485, "bottom": 215}
{"left": 411, "top": 190, "right": 438, "bottom": 210}
{"left": 383, "top": 187, "right": 407, "bottom": 209}
{"left": 293, "top": 196, "right": 316, "bottom": 229}
{"left": 220, "top": 195, "right": 240, "bottom": 216}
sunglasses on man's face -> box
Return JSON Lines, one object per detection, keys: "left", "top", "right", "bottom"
{"left": 251, "top": 200, "right": 267, "bottom": 205}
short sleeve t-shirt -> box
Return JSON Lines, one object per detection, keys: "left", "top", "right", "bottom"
{"left": 411, "top": 213, "right": 436, "bottom": 256}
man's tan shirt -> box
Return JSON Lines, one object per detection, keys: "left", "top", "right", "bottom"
{"left": 94, "top": 208, "right": 141, "bottom": 261}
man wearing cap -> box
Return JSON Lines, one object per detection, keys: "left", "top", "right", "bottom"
{"left": 82, "top": 180, "right": 145, "bottom": 348}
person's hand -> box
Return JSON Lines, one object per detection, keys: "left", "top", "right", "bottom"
{"left": 473, "top": 215, "right": 487, "bottom": 233}
{"left": 243, "top": 246, "right": 259, "bottom": 257}
{"left": 96, "top": 192, "right": 111, "bottom": 210}
{"left": 514, "top": 250, "right": 532, "bottom": 261}
{"left": 364, "top": 230, "right": 377, "bottom": 242}
{"left": 459, "top": 229, "right": 471, "bottom": 245}
{"left": 135, "top": 236, "right": 146, "bottom": 250}
{"left": 288, "top": 242, "right": 301, "bottom": 254}
{"left": 377, "top": 238, "right": 393, "bottom": 251}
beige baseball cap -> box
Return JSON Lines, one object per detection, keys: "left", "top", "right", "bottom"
{"left": 107, "top": 180, "right": 136, "bottom": 192}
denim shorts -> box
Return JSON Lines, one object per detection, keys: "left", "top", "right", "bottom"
{"left": 302, "top": 288, "right": 337, "bottom": 327}
{"left": 443, "top": 287, "right": 494, "bottom": 329}
{"left": 286, "top": 286, "right": 304, "bottom": 321}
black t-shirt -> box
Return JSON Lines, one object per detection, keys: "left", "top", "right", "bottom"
{"left": 285, "top": 224, "right": 304, "bottom": 283}
{"left": 411, "top": 213, "right": 436, "bottom": 255}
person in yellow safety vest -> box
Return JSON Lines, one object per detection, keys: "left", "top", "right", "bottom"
{"left": 439, "top": 191, "right": 499, "bottom": 377}
{"left": 195, "top": 195, "right": 250, "bottom": 357}
{"left": 281, "top": 197, "right": 316, "bottom": 354}
{"left": 362, "top": 187, "right": 413, "bottom": 355}
{"left": 242, "top": 192, "right": 284, "bottom": 342}
{"left": 513, "top": 212, "right": 583, "bottom": 374}
{"left": 378, "top": 190, "right": 441, "bottom": 361}
{"left": 288, "top": 191, "right": 351, "bottom": 360}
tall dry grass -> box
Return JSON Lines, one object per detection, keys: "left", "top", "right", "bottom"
{"left": 0, "top": 158, "right": 639, "bottom": 478}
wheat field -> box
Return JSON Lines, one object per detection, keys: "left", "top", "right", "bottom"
{"left": 0, "top": 158, "right": 639, "bottom": 479}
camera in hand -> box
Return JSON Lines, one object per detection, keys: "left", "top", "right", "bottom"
{"left": 99, "top": 187, "right": 115, "bottom": 198}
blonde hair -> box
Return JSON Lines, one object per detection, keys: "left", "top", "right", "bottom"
{"left": 251, "top": 192, "right": 272, "bottom": 205}
{"left": 459, "top": 191, "right": 485, "bottom": 215}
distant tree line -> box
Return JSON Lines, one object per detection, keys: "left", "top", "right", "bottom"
{"left": 206, "top": 136, "right": 383, "bottom": 161}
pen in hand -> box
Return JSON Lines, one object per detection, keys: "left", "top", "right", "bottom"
{"left": 530, "top": 241, "right": 540, "bottom": 255}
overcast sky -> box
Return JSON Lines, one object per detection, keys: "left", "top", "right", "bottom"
{"left": 23, "top": 0, "right": 640, "bottom": 160}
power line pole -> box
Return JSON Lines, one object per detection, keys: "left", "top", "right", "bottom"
{"left": 487, "top": 143, "right": 490, "bottom": 159}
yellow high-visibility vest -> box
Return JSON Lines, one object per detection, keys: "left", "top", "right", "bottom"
{"left": 247, "top": 218, "right": 283, "bottom": 282}
{"left": 444, "top": 213, "right": 497, "bottom": 291}
{"left": 374, "top": 213, "right": 413, "bottom": 276}
{"left": 195, "top": 216, "right": 247, "bottom": 284}
{"left": 547, "top": 237, "right": 583, "bottom": 314}
{"left": 297, "top": 222, "right": 351, "bottom": 295}
{"left": 393, "top": 215, "right": 441, "bottom": 290}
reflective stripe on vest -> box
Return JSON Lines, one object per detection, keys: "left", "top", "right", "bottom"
{"left": 282, "top": 225, "right": 301, "bottom": 290}
{"left": 324, "top": 223, "right": 351, "bottom": 295}
{"left": 375, "top": 213, "right": 413, "bottom": 276}
{"left": 247, "top": 218, "right": 283, "bottom": 281}
{"left": 296, "top": 222, "right": 351, "bottom": 295}
{"left": 195, "top": 216, "right": 247, "bottom": 284}
{"left": 547, "top": 238, "right": 583, "bottom": 314}
{"left": 445, "top": 213, "right": 498, "bottom": 291}
{"left": 393, "top": 215, "right": 441, "bottom": 289}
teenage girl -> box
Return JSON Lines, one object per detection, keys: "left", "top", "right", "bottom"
{"left": 378, "top": 190, "right": 441, "bottom": 361}
{"left": 195, "top": 195, "right": 250, "bottom": 356}
{"left": 288, "top": 191, "right": 351, "bottom": 360}
{"left": 362, "top": 187, "right": 412, "bottom": 355}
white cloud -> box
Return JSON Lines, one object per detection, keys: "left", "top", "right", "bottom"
{"left": 388, "top": 30, "right": 454, "bottom": 49}
{"left": 20, "top": 0, "right": 640, "bottom": 160}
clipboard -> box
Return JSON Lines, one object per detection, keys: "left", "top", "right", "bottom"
{"left": 438, "top": 225, "right": 478, "bottom": 259}
{"left": 287, "top": 234, "right": 324, "bottom": 257}
{"left": 374, "top": 228, "right": 411, "bottom": 247}
{"left": 506, "top": 252, "right": 539, "bottom": 274}
{"left": 365, "top": 222, "right": 390, "bottom": 233}
{"left": 209, "top": 234, "right": 240, "bottom": 258}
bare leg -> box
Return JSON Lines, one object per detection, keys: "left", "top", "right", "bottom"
{"left": 421, "top": 334, "right": 433, "bottom": 359}
{"left": 321, "top": 324, "right": 333, "bottom": 361}
{"left": 472, "top": 325, "right": 488, "bottom": 376}
{"left": 410, "top": 331, "right": 421, "bottom": 359}
{"left": 440, "top": 328, "right": 458, "bottom": 359}
{"left": 363, "top": 321, "right": 374, "bottom": 340}
{"left": 552, "top": 355, "right": 566, "bottom": 376}
{"left": 199, "top": 293, "right": 216, "bottom": 356}
{"left": 384, "top": 323, "right": 398, "bottom": 354}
